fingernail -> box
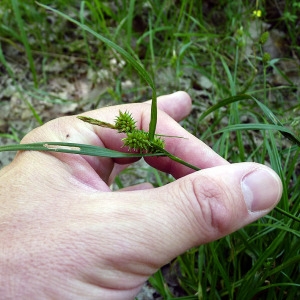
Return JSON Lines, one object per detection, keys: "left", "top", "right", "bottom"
{"left": 241, "top": 168, "right": 282, "bottom": 212}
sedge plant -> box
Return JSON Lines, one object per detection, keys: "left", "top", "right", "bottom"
{"left": 0, "top": 2, "right": 201, "bottom": 172}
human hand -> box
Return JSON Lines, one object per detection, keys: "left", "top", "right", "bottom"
{"left": 0, "top": 92, "right": 282, "bottom": 299}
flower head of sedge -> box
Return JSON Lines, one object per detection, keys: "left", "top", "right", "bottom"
{"left": 122, "top": 130, "right": 165, "bottom": 153}
{"left": 259, "top": 31, "right": 269, "bottom": 45}
{"left": 114, "top": 110, "right": 137, "bottom": 133}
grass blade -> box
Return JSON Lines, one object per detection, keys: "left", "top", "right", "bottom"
{"left": 126, "top": 0, "right": 135, "bottom": 47}
{"left": 22, "top": 97, "right": 43, "bottom": 125}
{"left": 148, "top": 89, "right": 157, "bottom": 141}
{"left": 36, "top": 2, "right": 155, "bottom": 90}
{"left": 215, "top": 123, "right": 300, "bottom": 147}
{"left": 1, "top": 141, "right": 200, "bottom": 172}
{"left": 12, "top": 0, "right": 38, "bottom": 87}
{"left": 220, "top": 55, "right": 236, "bottom": 95}
{"left": 214, "top": 123, "right": 298, "bottom": 136}
{"left": 253, "top": 99, "right": 300, "bottom": 146}
{"left": 274, "top": 207, "right": 300, "bottom": 223}
{"left": 79, "top": 1, "right": 94, "bottom": 69}
{"left": 197, "top": 94, "right": 252, "bottom": 123}
{"left": 0, "top": 142, "right": 165, "bottom": 158}
{"left": 0, "top": 41, "right": 43, "bottom": 125}
{"left": 198, "top": 94, "right": 300, "bottom": 147}
{"left": 36, "top": 2, "right": 158, "bottom": 141}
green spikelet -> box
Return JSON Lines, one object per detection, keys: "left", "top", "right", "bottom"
{"left": 77, "top": 116, "right": 116, "bottom": 129}
{"left": 122, "top": 130, "right": 165, "bottom": 153}
{"left": 259, "top": 31, "right": 269, "bottom": 45}
{"left": 114, "top": 110, "right": 137, "bottom": 133}
{"left": 122, "top": 130, "right": 149, "bottom": 152}
{"left": 149, "top": 135, "right": 165, "bottom": 153}
{"left": 78, "top": 110, "right": 165, "bottom": 153}
{"left": 262, "top": 52, "right": 271, "bottom": 64}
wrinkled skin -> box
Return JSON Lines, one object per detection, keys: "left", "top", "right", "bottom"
{"left": 0, "top": 92, "right": 282, "bottom": 299}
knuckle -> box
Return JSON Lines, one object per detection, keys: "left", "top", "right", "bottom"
{"left": 184, "top": 175, "right": 236, "bottom": 239}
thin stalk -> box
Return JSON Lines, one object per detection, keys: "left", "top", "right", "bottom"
{"left": 148, "top": 89, "right": 157, "bottom": 141}
{"left": 159, "top": 147, "right": 200, "bottom": 171}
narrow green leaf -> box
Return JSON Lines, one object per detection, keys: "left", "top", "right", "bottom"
{"left": 136, "top": 26, "right": 173, "bottom": 44}
{"left": 214, "top": 123, "right": 297, "bottom": 135}
{"left": 147, "top": 16, "right": 157, "bottom": 141}
{"left": 253, "top": 99, "right": 300, "bottom": 146}
{"left": 274, "top": 207, "right": 300, "bottom": 223}
{"left": 12, "top": 0, "right": 38, "bottom": 87}
{"left": 0, "top": 40, "right": 43, "bottom": 125}
{"left": 269, "top": 58, "right": 295, "bottom": 86}
{"left": 0, "top": 142, "right": 165, "bottom": 158}
{"left": 216, "top": 123, "right": 300, "bottom": 147}
{"left": 36, "top": 2, "right": 155, "bottom": 90}
{"left": 0, "top": 41, "right": 15, "bottom": 78}
{"left": 127, "top": 0, "right": 135, "bottom": 47}
{"left": 80, "top": 1, "right": 94, "bottom": 68}
{"left": 237, "top": 230, "right": 287, "bottom": 299}
{"left": 197, "top": 94, "right": 252, "bottom": 123}
{"left": 209, "top": 243, "right": 233, "bottom": 297}
{"left": 253, "top": 98, "right": 284, "bottom": 126}
{"left": 77, "top": 116, "right": 116, "bottom": 129}
{"left": 256, "top": 282, "right": 300, "bottom": 293}
{"left": 198, "top": 94, "right": 300, "bottom": 146}
{"left": 266, "top": 130, "right": 289, "bottom": 211}
{"left": 220, "top": 55, "right": 236, "bottom": 95}
{"left": 22, "top": 97, "right": 43, "bottom": 125}
{"left": 148, "top": 89, "right": 157, "bottom": 141}
{"left": 36, "top": 2, "right": 158, "bottom": 142}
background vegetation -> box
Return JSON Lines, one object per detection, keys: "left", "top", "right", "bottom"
{"left": 0, "top": 0, "right": 299, "bottom": 299}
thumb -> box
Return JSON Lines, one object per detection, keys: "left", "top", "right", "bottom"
{"left": 128, "top": 162, "right": 282, "bottom": 263}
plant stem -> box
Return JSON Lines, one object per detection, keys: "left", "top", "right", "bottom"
{"left": 159, "top": 148, "right": 200, "bottom": 171}
{"left": 148, "top": 88, "right": 157, "bottom": 141}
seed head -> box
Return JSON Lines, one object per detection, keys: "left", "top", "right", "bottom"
{"left": 259, "top": 32, "right": 269, "bottom": 45}
{"left": 262, "top": 52, "right": 271, "bottom": 64}
{"left": 114, "top": 110, "right": 137, "bottom": 133}
{"left": 122, "top": 130, "right": 165, "bottom": 153}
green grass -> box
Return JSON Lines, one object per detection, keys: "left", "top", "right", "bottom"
{"left": 0, "top": 0, "right": 299, "bottom": 299}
